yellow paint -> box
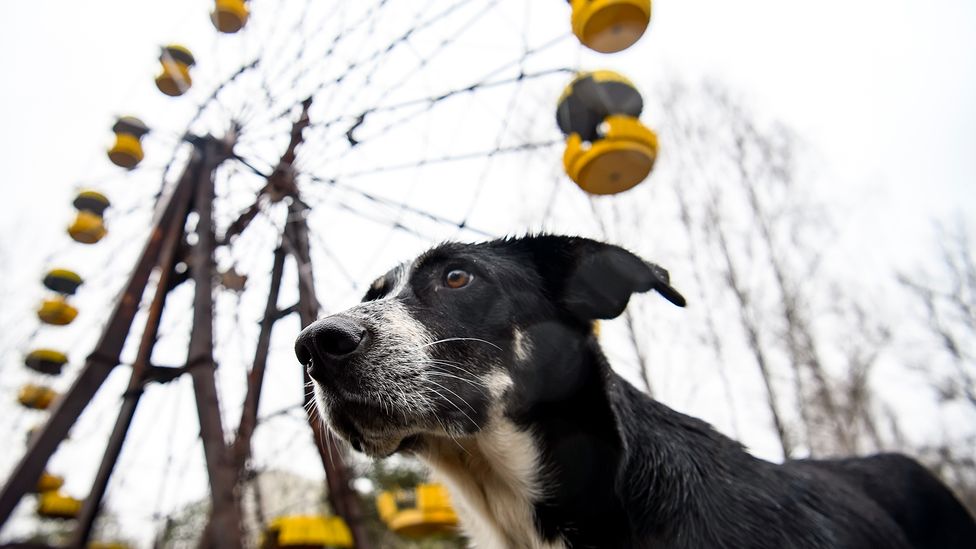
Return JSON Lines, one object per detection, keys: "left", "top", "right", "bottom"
{"left": 107, "top": 133, "right": 144, "bottom": 169}
{"left": 571, "top": 0, "right": 651, "bottom": 53}
{"left": 37, "top": 297, "right": 80, "bottom": 325}
{"left": 68, "top": 211, "right": 107, "bottom": 244}
{"left": 18, "top": 384, "right": 58, "bottom": 411}
{"left": 376, "top": 483, "right": 459, "bottom": 538}
{"left": 213, "top": 0, "right": 249, "bottom": 33}
{"left": 35, "top": 472, "right": 65, "bottom": 493}
{"left": 156, "top": 61, "right": 193, "bottom": 97}
{"left": 37, "top": 491, "right": 82, "bottom": 520}
{"left": 563, "top": 115, "right": 658, "bottom": 195}
{"left": 264, "top": 515, "right": 354, "bottom": 548}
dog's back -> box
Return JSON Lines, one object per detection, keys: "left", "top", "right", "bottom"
{"left": 612, "top": 377, "right": 976, "bottom": 549}
{"left": 787, "top": 453, "right": 976, "bottom": 549}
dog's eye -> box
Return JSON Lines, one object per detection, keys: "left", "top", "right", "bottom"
{"left": 444, "top": 269, "right": 472, "bottom": 289}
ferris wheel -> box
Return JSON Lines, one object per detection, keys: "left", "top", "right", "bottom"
{"left": 0, "top": 1, "right": 661, "bottom": 547}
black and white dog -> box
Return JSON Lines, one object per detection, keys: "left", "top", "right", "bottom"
{"left": 295, "top": 235, "right": 976, "bottom": 548}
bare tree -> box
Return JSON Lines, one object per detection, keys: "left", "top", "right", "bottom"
{"left": 582, "top": 78, "right": 895, "bottom": 459}
{"left": 900, "top": 221, "right": 976, "bottom": 409}
{"left": 899, "top": 220, "right": 976, "bottom": 510}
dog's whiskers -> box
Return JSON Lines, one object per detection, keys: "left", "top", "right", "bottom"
{"left": 417, "top": 337, "right": 502, "bottom": 351}
{"left": 418, "top": 358, "right": 477, "bottom": 373}
{"left": 433, "top": 413, "right": 471, "bottom": 457}
{"left": 425, "top": 369, "right": 489, "bottom": 394}
{"left": 424, "top": 380, "right": 481, "bottom": 431}
{"left": 320, "top": 421, "right": 337, "bottom": 470}
{"left": 425, "top": 379, "right": 479, "bottom": 414}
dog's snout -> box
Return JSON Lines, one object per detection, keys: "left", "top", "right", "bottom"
{"left": 295, "top": 316, "right": 368, "bottom": 379}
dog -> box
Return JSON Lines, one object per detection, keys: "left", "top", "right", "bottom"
{"left": 294, "top": 234, "right": 976, "bottom": 548}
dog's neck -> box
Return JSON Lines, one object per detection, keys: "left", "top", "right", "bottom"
{"left": 508, "top": 334, "right": 637, "bottom": 547}
{"left": 601, "top": 347, "right": 771, "bottom": 544}
{"left": 416, "top": 333, "right": 636, "bottom": 547}
{"left": 419, "top": 415, "right": 565, "bottom": 549}
{"left": 417, "top": 331, "right": 747, "bottom": 547}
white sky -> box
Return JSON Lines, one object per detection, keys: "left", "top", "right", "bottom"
{"left": 1, "top": 0, "right": 974, "bottom": 545}
{"left": 3, "top": 1, "right": 974, "bottom": 260}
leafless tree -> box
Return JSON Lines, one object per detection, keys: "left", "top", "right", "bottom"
{"left": 899, "top": 220, "right": 976, "bottom": 510}
{"left": 899, "top": 221, "right": 976, "bottom": 409}
{"left": 585, "top": 78, "right": 894, "bottom": 459}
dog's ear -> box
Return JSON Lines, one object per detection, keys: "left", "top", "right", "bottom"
{"left": 517, "top": 235, "right": 686, "bottom": 321}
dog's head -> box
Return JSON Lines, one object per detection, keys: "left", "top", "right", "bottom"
{"left": 295, "top": 235, "right": 684, "bottom": 457}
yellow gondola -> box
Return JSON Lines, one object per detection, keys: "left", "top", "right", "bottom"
{"left": 569, "top": 0, "right": 651, "bottom": 53}
{"left": 212, "top": 0, "right": 249, "bottom": 33}
{"left": 34, "top": 472, "right": 65, "bottom": 493}
{"left": 376, "top": 483, "right": 459, "bottom": 538}
{"left": 38, "top": 297, "right": 79, "bottom": 325}
{"left": 25, "top": 349, "right": 69, "bottom": 375}
{"left": 18, "top": 384, "right": 58, "bottom": 411}
{"left": 563, "top": 115, "right": 658, "bottom": 195}
{"left": 37, "top": 491, "right": 82, "bottom": 520}
{"left": 108, "top": 116, "right": 149, "bottom": 169}
{"left": 68, "top": 211, "right": 108, "bottom": 244}
{"left": 43, "top": 268, "right": 83, "bottom": 295}
{"left": 73, "top": 190, "right": 111, "bottom": 217}
{"left": 156, "top": 45, "right": 196, "bottom": 97}
{"left": 556, "top": 71, "right": 657, "bottom": 195}
{"left": 262, "top": 515, "right": 353, "bottom": 548}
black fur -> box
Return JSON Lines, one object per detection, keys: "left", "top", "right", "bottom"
{"left": 297, "top": 234, "right": 976, "bottom": 548}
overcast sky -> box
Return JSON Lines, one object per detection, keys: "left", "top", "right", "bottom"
{"left": 2, "top": 1, "right": 974, "bottom": 263}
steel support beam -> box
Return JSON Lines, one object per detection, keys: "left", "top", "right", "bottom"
{"left": 186, "top": 137, "right": 244, "bottom": 549}
{"left": 197, "top": 245, "right": 286, "bottom": 548}
{"left": 231, "top": 245, "right": 287, "bottom": 471}
{"left": 69, "top": 151, "right": 196, "bottom": 546}
{"left": 0, "top": 154, "right": 200, "bottom": 529}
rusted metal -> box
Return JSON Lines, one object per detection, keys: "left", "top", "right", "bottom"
{"left": 198, "top": 244, "right": 284, "bottom": 547}
{"left": 0, "top": 151, "right": 199, "bottom": 528}
{"left": 221, "top": 202, "right": 261, "bottom": 244}
{"left": 232, "top": 245, "right": 287, "bottom": 470}
{"left": 262, "top": 97, "right": 312, "bottom": 201}
{"left": 186, "top": 137, "right": 244, "bottom": 549}
{"left": 69, "top": 147, "right": 197, "bottom": 547}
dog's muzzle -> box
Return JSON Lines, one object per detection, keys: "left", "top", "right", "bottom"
{"left": 295, "top": 315, "right": 369, "bottom": 383}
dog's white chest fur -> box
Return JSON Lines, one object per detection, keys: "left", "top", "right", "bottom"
{"left": 423, "top": 372, "right": 566, "bottom": 549}
{"left": 421, "top": 411, "right": 565, "bottom": 548}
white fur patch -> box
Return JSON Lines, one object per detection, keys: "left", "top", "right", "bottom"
{"left": 386, "top": 261, "right": 412, "bottom": 298}
{"left": 348, "top": 297, "right": 435, "bottom": 412}
{"left": 421, "top": 373, "right": 565, "bottom": 549}
{"left": 512, "top": 329, "right": 532, "bottom": 363}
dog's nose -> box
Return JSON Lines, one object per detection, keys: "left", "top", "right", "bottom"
{"left": 295, "top": 316, "right": 368, "bottom": 379}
